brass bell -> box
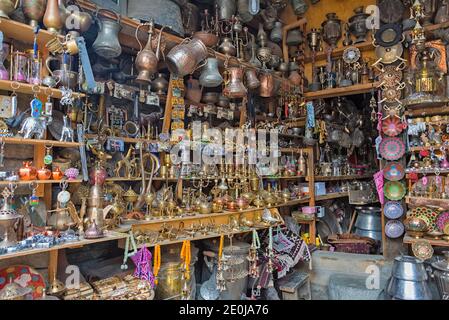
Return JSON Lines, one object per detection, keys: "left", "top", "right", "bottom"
{"left": 199, "top": 58, "right": 223, "bottom": 88}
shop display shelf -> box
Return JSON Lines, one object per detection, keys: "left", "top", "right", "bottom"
{"left": 0, "top": 179, "right": 83, "bottom": 185}
{"left": 406, "top": 196, "right": 449, "bottom": 211}
{"left": 405, "top": 105, "right": 449, "bottom": 117}
{"left": 261, "top": 175, "right": 306, "bottom": 180}
{"left": 0, "top": 80, "right": 85, "bottom": 99}
{"left": 0, "top": 231, "right": 127, "bottom": 261}
{"left": 85, "top": 134, "right": 159, "bottom": 145}
{"left": 403, "top": 235, "right": 449, "bottom": 247}
{"left": 308, "top": 174, "right": 374, "bottom": 182}
{"left": 409, "top": 145, "right": 445, "bottom": 152}
{"left": 304, "top": 82, "right": 380, "bottom": 100}
{"left": 316, "top": 192, "right": 349, "bottom": 201}
{"left": 4, "top": 137, "right": 82, "bottom": 148}
{"left": 304, "top": 40, "right": 374, "bottom": 64}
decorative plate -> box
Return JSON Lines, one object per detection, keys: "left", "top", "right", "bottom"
{"left": 436, "top": 211, "right": 449, "bottom": 233}
{"left": 382, "top": 117, "right": 404, "bottom": 137}
{"left": 384, "top": 201, "right": 404, "bottom": 219}
{"left": 0, "top": 265, "right": 45, "bottom": 300}
{"left": 385, "top": 220, "right": 405, "bottom": 238}
{"left": 412, "top": 240, "right": 434, "bottom": 260}
{"left": 342, "top": 47, "right": 361, "bottom": 64}
{"left": 383, "top": 162, "right": 405, "bottom": 181}
{"left": 409, "top": 207, "right": 439, "bottom": 232}
{"left": 384, "top": 181, "right": 406, "bottom": 200}
{"left": 379, "top": 137, "right": 406, "bottom": 161}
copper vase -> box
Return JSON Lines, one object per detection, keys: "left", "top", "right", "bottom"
{"left": 135, "top": 21, "right": 163, "bottom": 84}
{"left": 43, "top": 0, "right": 63, "bottom": 34}
{"left": 223, "top": 67, "right": 247, "bottom": 98}
{"left": 22, "top": 0, "right": 46, "bottom": 27}
{"left": 259, "top": 72, "right": 274, "bottom": 97}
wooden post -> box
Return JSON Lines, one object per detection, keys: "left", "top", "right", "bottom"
{"left": 48, "top": 249, "right": 59, "bottom": 283}
{"left": 306, "top": 147, "right": 316, "bottom": 243}
{"left": 162, "top": 74, "right": 175, "bottom": 134}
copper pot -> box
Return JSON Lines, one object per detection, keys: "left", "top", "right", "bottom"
{"left": 245, "top": 68, "right": 260, "bottom": 89}
{"left": 226, "top": 200, "right": 238, "bottom": 211}
{"left": 289, "top": 70, "right": 302, "bottom": 86}
{"left": 166, "top": 38, "right": 208, "bottom": 76}
{"left": 218, "top": 37, "right": 237, "bottom": 56}
{"left": 37, "top": 166, "right": 52, "bottom": 180}
{"left": 259, "top": 72, "right": 274, "bottom": 97}
{"left": 151, "top": 73, "right": 169, "bottom": 95}
{"left": 52, "top": 167, "right": 64, "bottom": 180}
{"left": 19, "top": 161, "right": 37, "bottom": 180}
{"left": 193, "top": 31, "right": 219, "bottom": 48}
{"left": 236, "top": 197, "right": 249, "bottom": 211}
{"left": 321, "top": 13, "right": 342, "bottom": 47}
{"left": 185, "top": 76, "right": 202, "bottom": 103}
{"left": 223, "top": 67, "right": 247, "bottom": 98}
{"left": 22, "top": 0, "right": 46, "bottom": 27}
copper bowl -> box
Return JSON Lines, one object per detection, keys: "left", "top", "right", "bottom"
{"left": 227, "top": 200, "right": 238, "bottom": 211}
{"left": 404, "top": 217, "right": 428, "bottom": 239}
{"left": 193, "top": 31, "right": 219, "bottom": 48}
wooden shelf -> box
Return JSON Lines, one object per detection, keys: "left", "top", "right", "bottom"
{"left": 0, "top": 80, "right": 85, "bottom": 99}
{"left": 406, "top": 196, "right": 449, "bottom": 211}
{"left": 4, "top": 137, "right": 81, "bottom": 147}
{"left": 85, "top": 134, "right": 158, "bottom": 144}
{"left": 0, "top": 17, "right": 62, "bottom": 47}
{"left": 403, "top": 235, "right": 449, "bottom": 247}
{"left": 0, "top": 231, "right": 127, "bottom": 261}
{"left": 316, "top": 192, "right": 349, "bottom": 201}
{"left": 409, "top": 145, "right": 443, "bottom": 152}
{"left": 0, "top": 179, "right": 83, "bottom": 185}
{"left": 304, "top": 40, "right": 374, "bottom": 64}
{"left": 262, "top": 175, "right": 305, "bottom": 180}
{"left": 304, "top": 82, "right": 379, "bottom": 100}
{"left": 310, "top": 174, "right": 374, "bottom": 182}
{"left": 405, "top": 106, "right": 449, "bottom": 117}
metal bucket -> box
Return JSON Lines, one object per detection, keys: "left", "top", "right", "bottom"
{"left": 354, "top": 207, "right": 382, "bottom": 232}
{"left": 386, "top": 277, "right": 432, "bottom": 300}
{"left": 392, "top": 256, "right": 428, "bottom": 281}
{"left": 127, "top": 0, "right": 185, "bottom": 36}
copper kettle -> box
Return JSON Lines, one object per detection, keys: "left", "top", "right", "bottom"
{"left": 245, "top": 68, "right": 260, "bottom": 89}
{"left": 223, "top": 67, "right": 247, "bottom": 99}
{"left": 259, "top": 72, "right": 274, "bottom": 97}
{"left": 135, "top": 20, "right": 165, "bottom": 84}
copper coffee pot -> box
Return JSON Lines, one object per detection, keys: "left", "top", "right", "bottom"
{"left": 223, "top": 67, "right": 247, "bottom": 98}
{"left": 259, "top": 72, "right": 274, "bottom": 97}
{"left": 135, "top": 20, "right": 165, "bottom": 84}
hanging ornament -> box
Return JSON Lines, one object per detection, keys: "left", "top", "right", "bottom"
{"left": 216, "top": 234, "right": 227, "bottom": 292}
{"left": 247, "top": 229, "right": 261, "bottom": 278}
{"left": 57, "top": 180, "right": 71, "bottom": 208}
{"left": 180, "top": 240, "right": 192, "bottom": 299}
{"left": 44, "top": 94, "right": 53, "bottom": 117}
{"left": 0, "top": 138, "right": 5, "bottom": 168}
{"left": 153, "top": 244, "right": 161, "bottom": 285}
{"left": 30, "top": 94, "right": 43, "bottom": 118}
{"left": 44, "top": 145, "right": 53, "bottom": 165}
{"left": 29, "top": 182, "right": 39, "bottom": 207}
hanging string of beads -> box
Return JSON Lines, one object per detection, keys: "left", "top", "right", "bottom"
{"left": 216, "top": 234, "right": 227, "bottom": 291}
{"left": 153, "top": 244, "right": 161, "bottom": 285}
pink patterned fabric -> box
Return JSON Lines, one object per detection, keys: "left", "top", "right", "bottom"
{"left": 373, "top": 170, "right": 385, "bottom": 205}
{"left": 131, "top": 246, "right": 155, "bottom": 288}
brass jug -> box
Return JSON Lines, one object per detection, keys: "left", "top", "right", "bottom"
{"left": 22, "top": 0, "right": 46, "bottom": 27}
{"left": 43, "top": 0, "right": 63, "bottom": 34}
{"left": 259, "top": 72, "right": 274, "bottom": 97}
{"left": 223, "top": 67, "right": 247, "bottom": 99}
{"left": 245, "top": 68, "right": 260, "bottom": 89}
{"left": 166, "top": 38, "right": 208, "bottom": 76}
{"left": 92, "top": 9, "right": 122, "bottom": 59}
{"left": 135, "top": 20, "right": 164, "bottom": 84}
{"left": 199, "top": 58, "right": 223, "bottom": 87}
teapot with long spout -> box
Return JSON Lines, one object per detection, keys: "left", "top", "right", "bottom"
{"left": 135, "top": 20, "right": 165, "bottom": 84}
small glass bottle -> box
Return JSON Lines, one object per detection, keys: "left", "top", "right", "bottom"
{"left": 26, "top": 49, "right": 41, "bottom": 85}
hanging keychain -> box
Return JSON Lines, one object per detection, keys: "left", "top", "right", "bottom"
{"left": 29, "top": 182, "right": 39, "bottom": 207}
{"left": 248, "top": 229, "right": 261, "bottom": 278}
{"left": 57, "top": 180, "right": 71, "bottom": 208}
{"left": 44, "top": 88, "right": 53, "bottom": 118}
{"left": 44, "top": 145, "right": 53, "bottom": 165}
{"left": 30, "top": 87, "right": 43, "bottom": 118}
{"left": 180, "top": 240, "right": 192, "bottom": 299}
{"left": 0, "top": 138, "right": 5, "bottom": 167}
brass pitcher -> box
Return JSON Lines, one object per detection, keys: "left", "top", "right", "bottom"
{"left": 135, "top": 20, "right": 165, "bottom": 84}
{"left": 223, "top": 67, "right": 247, "bottom": 99}
{"left": 245, "top": 68, "right": 260, "bottom": 89}
{"left": 166, "top": 38, "right": 208, "bottom": 76}
{"left": 259, "top": 72, "right": 274, "bottom": 97}
{"left": 22, "top": 0, "right": 46, "bottom": 27}
{"left": 43, "top": 0, "right": 63, "bottom": 34}
{"left": 92, "top": 9, "right": 122, "bottom": 59}
{"left": 199, "top": 58, "right": 223, "bottom": 87}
